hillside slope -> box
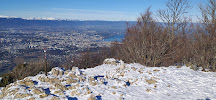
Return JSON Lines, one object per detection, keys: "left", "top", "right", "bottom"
{"left": 0, "top": 59, "right": 215, "bottom": 100}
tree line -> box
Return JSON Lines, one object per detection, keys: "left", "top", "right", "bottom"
{"left": 70, "top": 0, "right": 216, "bottom": 72}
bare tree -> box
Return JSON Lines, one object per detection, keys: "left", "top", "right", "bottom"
{"left": 199, "top": 0, "right": 216, "bottom": 36}
{"left": 115, "top": 8, "right": 182, "bottom": 67}
{"left": 192, "top": 0, "right": 216, "bottom": 71}
{"left": 158, "top": 0, "right": 190, "bottom": 40}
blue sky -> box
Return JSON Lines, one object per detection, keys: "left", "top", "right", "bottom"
{"left": 0, "top": 0, "right": 206, "bottom": 21}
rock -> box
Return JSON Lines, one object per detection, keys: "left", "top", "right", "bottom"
{"left": 103, "top": 58, "right": 118, "bottom": 65}
{"left": 28, "top": 97, "right": 35, "bottom": 100}
{"left": 32, "top": 88, "right": 44, "bottom": 94}
{"left": 53, "top": 90, "right": 62, "bottom": 95}
{"left": 190, "top": 65, "right": 199, "bottom": 71}
{"left": 78, "top": 77, "right": 84, "bottom": 82}
{"left": 38, "top": 76, "right": 45, "bottom": 82}
{"left": 0, "top": 93, "right": 4, "bottom": 99}
{"left": 25, "top": 82, "right": 35, "bottom": 86}
{"left": 51, "top": 96, "right": 60, "bottom": 100}
{"left": 88, "top": 76, "right": 97, "bottom": 86}
{"left": 88, "top": 76, "right": 95, "bottom": 82}
{"left": 90, "top": 81, "right": 97, "bottom": 86}
{"left": 24, "top": 78, "right": 31, "bottom": 81}
{"left": 77, "top": 93, "right": 81, "bottom": 96}
{"left": 146, "top": 79, "right": 157, "bottom": 84}
{"left": 50, "top": 78, "right": 61, "bottom": 83}
{"left": 3, "top": 84, "right": 12, "bottom": 93}
{"left": 4, "top": 89, "right": 18, "bottom": 96}
{"left": 76, "top": 83, "right": 80, "bottom": 87}
{"left": 58, "top": 92, "right": 65, "bottom": 97}
{"left": 39, "top": 93, "right": 48, "bottom": 98}
{"left": 87, "top": 91, "right": 92, "bottom": 94}
{"left": 38, "top": 76, "right": 50, "bottom": 82}
{"left": 54, "top": 83, "right": 67, "bottom": 91}
{"left": 120, "top": 71, "right": 125, "bottom": 77}
{"left": 111, "top": 86, "right": 118, "bottom": 89}
{"left": 138, "top": 70, "right": 143, "bottom": 74}
{"left": 71, "top": 67, "right": 81, "bottom": 76}
{"left": 119, "top": 63, "right": 125, "bottom": 70}
{"left": 131, "top": 67, "right": 137, "bottom": 71}
{"left": 15, "top": 93, "right": 33, "bottom": 99}
{"left": 153, "top": 69, "right": 160, "bottom": 72}
{"left": 16, "top": 80, "right": 25, "bottom": 85}
{"left": 51, "top": 67, "right": 64, "bottom": 76}
{"left": 147, "top": 71, "right": 152, "bottom": 74}
{"left": 146, "top": 89, "right": 151, "bottom": 92}
{"left": 27, "top": 86, "right": 36, "bottom": 90}
{"left": 176, "top": 65, "right": 182, "bottom": 68}
{"left": 68, "top": 73, "right": 78, "bottom": 78}
{"left": 45, "top": 77, "right": 50, "bottom": 82}
{"left": 154, "top": 84, "right": 157, "bottom": 88}
{"left": 67, "top": 86, "right": 76, "bottom": 90}
{"left": 87, "top": 94, "right": 96, "bottom": 100}
{"left": 71, "top": 90, "right": 77, "bottom": 96}
{"left": 52, "top": 69, "right": 59, "bottom": 76}
{"left": 66, "top": 79, "right": 78, "bottom": 84}
{"left": 24, "top": 80, "right": 35, "bottom": 86}
{"left": 59, "top": 70, "right": 63, "bottom": 76}
{"left": 85, "top": 88, "right": 92, "bottom": 94}
{"left": 64, "top": 71, "right": 70, "bottom": 75}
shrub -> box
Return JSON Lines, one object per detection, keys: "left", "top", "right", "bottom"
{"left": 114, "top": 8, "right": 186, "bottom": 67}
{"left": 191, "top": 0, "right": 216, "bottom": 71}
{"left": 62, "top": 47, "right": 115, "bottom": 70}
{"left": 0, "top": 60, "right": 53, "bottom": 87}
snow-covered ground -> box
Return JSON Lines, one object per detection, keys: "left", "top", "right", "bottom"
{"left": 0, "top": 58, "right": 216, "bottom": 100}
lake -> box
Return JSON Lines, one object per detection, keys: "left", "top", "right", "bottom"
{"left": 104, "top": 34, "right": 125, "bottom": 42}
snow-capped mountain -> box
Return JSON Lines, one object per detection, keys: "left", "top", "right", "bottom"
{"left": 0, "top": 15, "right": 58, "bottom": 20}
{"left": 24, "top": 17, "right": 57, "bottom": 20}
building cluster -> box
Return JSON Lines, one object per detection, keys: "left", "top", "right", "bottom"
{"left": 0, "top": 28, "right": 112, "bottom": 74}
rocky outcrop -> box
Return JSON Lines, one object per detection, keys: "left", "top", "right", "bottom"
{"left": 24, "top": 80, "right": 35, "bottom": 86}
{"left": 31, "top": 88, "right": 44, "bottom": 94}
{"left": 87, "top": 94, "right": 96, "bottom": 100}
{"left": 68, "top": 73, "right": 78, "bottom": 78}
{"left": 51, "top": 96, "right": 60, "bottom": 100}
{"left": 53, "top": 83, "right": 67, "bottom": 91}
{"left": 39, "top": 93, "right": 48, "bottom": 98}
{"left": 70, "top": 90, "right": 78, "bottom": 96}
{"left": 15, "top": 93, "right": 33, "bottom": 99}
{"left": 0, "top": 59, "right": 164, "bottom": 100}
{"left": 71, "top": 67, "right": 81, "bottom": 76}
{"left": 51, "top": 67, "right": 64, "bottom": 76}
{"left": 66, "top": 79, "right": 78, "bottom": 84}
{"left": 103, "top": 58, "right": 119, "bottom": 65}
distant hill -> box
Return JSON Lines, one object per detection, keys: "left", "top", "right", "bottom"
{"left": 0, "top": 18, "right": 136, "bottom": 31}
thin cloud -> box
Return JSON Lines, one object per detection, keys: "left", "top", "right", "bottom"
{"left": 52, "top": 8, "right": 127, "bottom": 14}
{"left": 50, "top": 8, "right": 138, "bottom": 21}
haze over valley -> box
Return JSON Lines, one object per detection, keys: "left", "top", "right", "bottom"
{"left": 0, "top": 17, "right": 133, "bottom": 75}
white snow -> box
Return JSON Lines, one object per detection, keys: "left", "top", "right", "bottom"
{"left": 0, "top": 59, "right": 216, "bottom": 100}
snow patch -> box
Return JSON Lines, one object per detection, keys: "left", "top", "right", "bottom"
{"left": 0, "top": 59, "right": 216, "bottom": 100}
